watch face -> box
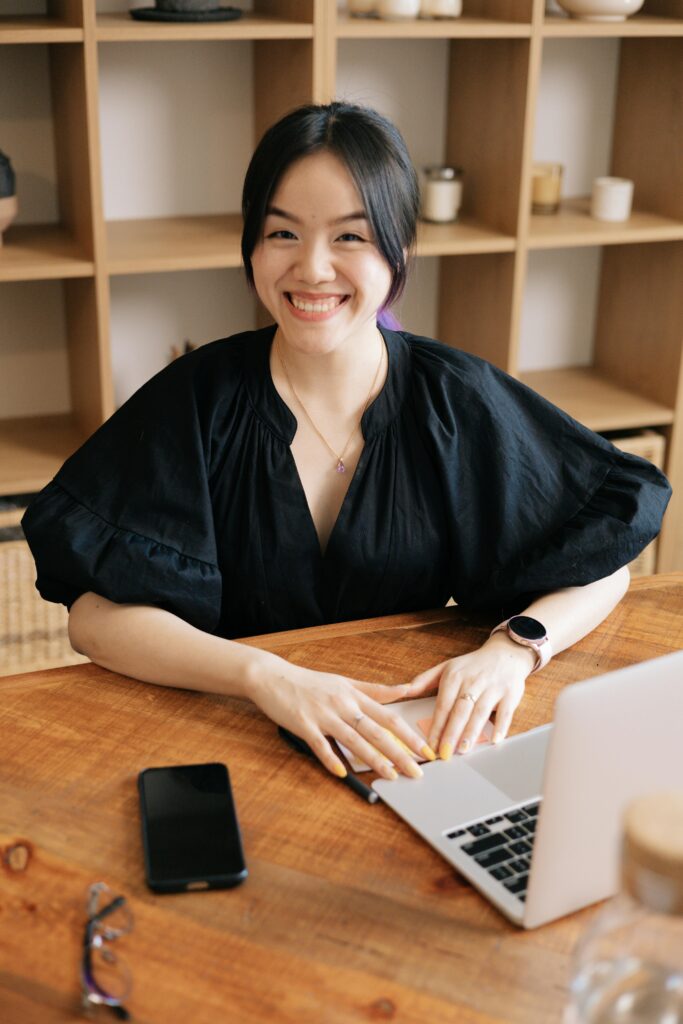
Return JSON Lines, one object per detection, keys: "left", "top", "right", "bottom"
{"left": 509, "top": 615, "right": 546, "bottom": 641}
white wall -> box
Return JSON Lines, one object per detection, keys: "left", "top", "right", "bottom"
{"left": 0, "top": 15, "right": 620, "bottom": 412}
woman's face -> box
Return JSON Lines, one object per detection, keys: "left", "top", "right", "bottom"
{"left": 250, "top": 150, "right": 393, "bottom": 356}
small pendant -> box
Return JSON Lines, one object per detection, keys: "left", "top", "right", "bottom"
{"left": 336, "top": 459, "right": 346, "bottom": 474}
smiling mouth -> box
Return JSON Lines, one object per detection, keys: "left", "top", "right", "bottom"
{"left": 285, "top": 293, "right": 350, "bottom": 314}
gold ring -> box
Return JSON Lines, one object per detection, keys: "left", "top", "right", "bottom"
{"left": 458, "top": 692, "right": 476, "bottom": 706}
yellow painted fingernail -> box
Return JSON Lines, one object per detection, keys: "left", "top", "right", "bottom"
{"left": 440, "top": 742, "right": 453, "bottom": 761}
{"left": 406, "top": 761, "right": 423, "bottom": 779}
{"left": 421, "top": 744, "right": 437, "bottom": 761}
{"left": 333, "top": 764, "right": 348, "bottom": 778}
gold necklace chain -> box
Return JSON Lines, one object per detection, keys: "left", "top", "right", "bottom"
{"left": 276, "top": 334, "right": 385, "bottom": 474}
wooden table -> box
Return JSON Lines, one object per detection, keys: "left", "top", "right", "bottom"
{"left": 1, "top": 574, "right": 682, "bottom": 1024}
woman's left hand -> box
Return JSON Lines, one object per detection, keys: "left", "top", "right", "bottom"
{"left": 403, "top": 633, "right": 537, "bottom": 759}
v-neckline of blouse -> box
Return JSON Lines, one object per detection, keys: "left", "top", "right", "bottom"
{"left": 244, "top": 322, "right": 409, "bottom": 560}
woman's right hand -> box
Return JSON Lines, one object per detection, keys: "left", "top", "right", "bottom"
{"left": 248, "top": 652, "right": 436, "bottom": 780}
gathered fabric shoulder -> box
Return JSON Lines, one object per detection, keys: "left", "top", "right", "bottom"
{"left": 21, "top": 327, "right": 272, "bottom": 632}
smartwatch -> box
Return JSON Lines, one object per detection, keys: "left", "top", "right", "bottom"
{"left": 490, "top": 615, "right": 552, "bottom": 674}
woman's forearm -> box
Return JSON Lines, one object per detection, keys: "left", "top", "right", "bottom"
{"left": 522, "top": 564, "right": 630, "bottom": 654}
{"left": 68, "top": 592, "right": 276, "bottom": 699}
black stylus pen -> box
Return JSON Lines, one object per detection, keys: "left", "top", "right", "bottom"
{"left": 278, "top": 726, "right": 379, "bottom": 804}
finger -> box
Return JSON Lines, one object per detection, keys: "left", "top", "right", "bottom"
{"left": 455, "top": 693, "right": 499, "bottom": 754}
{"left": 404, "top": 661, "right": 449, "bottom": 694}
{"left": 426, "top": 674, "right": 462, "bottom": 753}
{"left": 357, "top": 712, "right": 431, "bottom": 775}
{"left": 333, "top": 720, "right": 402, "bottom": 780}
{"left": 304, "top": 729, "right": 352, "bottom": 779}
{"left": 359, "top": 698, "right": 436, "bottom": 761}
{"left": 353, "top": 680, "right": 414, "bottom": 705}
{"left": 493, "top": 692, "right": 521, "bottom": 744}
{"left": 437, "top": 691, "right": 480, "bottom": 759}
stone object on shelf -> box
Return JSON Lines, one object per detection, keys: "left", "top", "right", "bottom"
{"left": 129, "top": 2, "right": 242, "bottom": 21}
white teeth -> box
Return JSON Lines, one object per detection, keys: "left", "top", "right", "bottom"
{"left": 288, "top": 294, "right": 344, "bottom": 313}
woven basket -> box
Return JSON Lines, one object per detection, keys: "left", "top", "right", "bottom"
{"left": 0, "top": 499, "right": 89, "bottom": 677}
{"left": 607, "top": 430, "right": 666, "bottom": 577}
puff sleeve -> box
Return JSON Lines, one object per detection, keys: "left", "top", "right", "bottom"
{"left": 22, "top": 347, "right": 228, "bottom": 634}
{"left": 408, "top": 338, "right": 672, "bottom": 611}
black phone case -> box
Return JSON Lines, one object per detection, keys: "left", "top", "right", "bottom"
{"left": 138, "top": 763, "right": 248, "bottom": 894}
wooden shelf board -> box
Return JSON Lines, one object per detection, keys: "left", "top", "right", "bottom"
{"left": 543, "top": 13, "right": 683, "bottom": 37}
{"left": 0, "top": 414, "right": 84, "bottom": 497}
{"left": 0, "top": 225, "right": 94, "bottom": 283}
{"left": 417, "top": 217, "right": 516, "bottom": 256}
{"left": 106, "top": 214, "right": 243, "bottom": 274}
{"left": 0, "top": 16, "right": 83, "bottom": 44}
{"left": 520, "top": 366, "right": 675, "bottom": 433}
{"left": 336, "top": 15, "right": 531, "bottom": 38}
{"left": 96, "top": 12, "right": 313, "bottom": 42}
{"left": 528, "top": 197, "right": 683, "bottom": 250}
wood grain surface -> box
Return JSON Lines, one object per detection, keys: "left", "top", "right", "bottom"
{"left": 1, "top": 575, "right": 682, "bottom": 1024}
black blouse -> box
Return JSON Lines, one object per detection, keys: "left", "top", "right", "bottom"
{"left": 22, "top": 324, "right": 671, "bottom": 638}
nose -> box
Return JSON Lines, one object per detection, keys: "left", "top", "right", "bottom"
{"left": 294, "top": 239, "right": 336, "bottom": 285}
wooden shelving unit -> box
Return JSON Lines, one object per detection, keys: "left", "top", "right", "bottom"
{"left": 1, "top": 0, "right": 682, "bottom": 570}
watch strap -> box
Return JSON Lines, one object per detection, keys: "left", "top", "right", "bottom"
{"left": 490, "top": 617, "right": 552, "bottom": 674}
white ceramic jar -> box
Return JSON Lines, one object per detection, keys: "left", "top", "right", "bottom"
{"left": 377, "top": 0, "right": 421, "bottom": 19}
{"left": 420, "top": 0, "right": 462, "bottom": 16}
{"left": 591, "top": 176, "right": 634, "bottom": 221}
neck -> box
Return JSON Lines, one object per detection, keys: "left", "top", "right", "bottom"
{"left": 273, "top": 323, "right": 385, "bottom": 403}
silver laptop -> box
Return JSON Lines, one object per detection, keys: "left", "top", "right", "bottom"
{"left": 372, "top": 650, "right": 683, "bottom": 929}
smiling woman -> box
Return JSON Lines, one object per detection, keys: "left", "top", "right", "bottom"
{"left": 22, "top": 102, "right": 671, "bottom": 782}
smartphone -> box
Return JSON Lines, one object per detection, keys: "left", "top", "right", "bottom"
{"left": 138, "top": 762, "right": 248, "bottom": 893}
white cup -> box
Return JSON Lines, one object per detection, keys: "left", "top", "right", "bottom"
{"left": 591, "top": 176, "right": 634, "bottom": 222}
{"left": 377, "top": 0, "right": 421, "bottom": 18}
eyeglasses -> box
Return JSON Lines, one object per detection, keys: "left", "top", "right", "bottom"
{"left": 81, "top": 882, "right": 133, "bottom": 1020}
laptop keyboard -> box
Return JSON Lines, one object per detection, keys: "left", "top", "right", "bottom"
{"left": 445, "top": 800, "right": 541, "bottom": 902}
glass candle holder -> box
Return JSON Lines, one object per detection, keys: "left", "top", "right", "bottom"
{"left": 420, "top": 166, "right": 463, "bottom": 223}
{"left": 531, "top": 162, "right": 564, "bottom": 215}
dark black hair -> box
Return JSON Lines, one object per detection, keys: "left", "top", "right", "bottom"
{"left": 241, "top": 101, "right": 419, "bottom": 310}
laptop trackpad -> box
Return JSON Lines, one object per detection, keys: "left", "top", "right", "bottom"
{"left": 468, "top": 724, "right": 551, "bottom": 803}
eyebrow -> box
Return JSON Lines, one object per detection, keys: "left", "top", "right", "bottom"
{"left": 265, "top": 205, "right": 368, "bottom": 225}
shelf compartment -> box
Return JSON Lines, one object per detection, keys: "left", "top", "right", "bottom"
{"left": 417, "top": 218, "right": 516, "bottom": 255}
{"left": 520, "top": 366, "right": 675, "bottom": 432}
{"left": 543, "top": 14, "right": 683, "bottom": 37}
{"left": 0, "top": 225, "right": 94, "bottom": 282}
{"left": 0, "top": 413, "right": 85, "bottom": 496}
{"left": 0, "top": 16, "right": 83, "bottom": 44}
{"left": 105, "top": 212, "right": 516, "bottom": 274}
{"left": 106, "top": 215, "right": 244, "bottom": 275}
{"left": 528, "top": 197, "right": 683, "bottom": 249}
{"left": 95, "top": 13, "right": 314, "bottom": 42}
{"left": 335, "top": 15, "right": 531, "bottom": 38}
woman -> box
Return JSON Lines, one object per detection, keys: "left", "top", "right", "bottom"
{"left": 23, "top": 102, "right": 670, "bottom": 782}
